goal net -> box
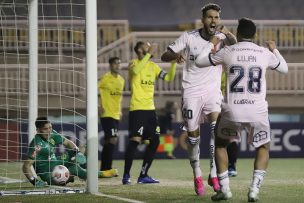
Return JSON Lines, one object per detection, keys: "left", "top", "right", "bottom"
{"left": 0, "top": 0, "right": 92, "bottom": 195}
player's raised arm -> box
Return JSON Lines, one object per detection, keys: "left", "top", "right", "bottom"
{"left": 195, "top": 36, "right": 221, "bottom": 67}
{"left": 266, "top": 40, "right": 288, "bottom": 74}
{"left": 132, "top": 42, "right": 157, "bottom": 75}
{"left": 163, "top": 62, "right": 177, "bottom": 81}
{"left": 161, "top": 49, "right": 185, "bottom": 64}
{"left": 161, "top": 32, "right": 187, "bottom": 64}
{"left": 217, "top": 25, "right": 237, "bottom": 45}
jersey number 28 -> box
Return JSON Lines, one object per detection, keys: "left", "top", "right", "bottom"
{"left": 230, "top": 66, "right": 262, "bottom": 93}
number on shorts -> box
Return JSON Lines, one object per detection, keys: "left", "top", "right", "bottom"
{"left": 137, "top": 126, "right": 144, "bottom": 135}
{"left": 182, "top": 109, "right": 193, "bottom": 119}
{"left": 111, "top": 128, "right": 117, "bottom": 136}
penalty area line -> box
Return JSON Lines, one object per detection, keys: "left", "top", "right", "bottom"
{"left": 94, "top": 192, "right": 144, "bottom": 203}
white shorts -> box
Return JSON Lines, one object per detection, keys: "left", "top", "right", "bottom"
{"left": 216, "top": 115, "right": 271, "bottom": 148}
{"left": 182, "top": 93, "right": 222, "bottom": 132}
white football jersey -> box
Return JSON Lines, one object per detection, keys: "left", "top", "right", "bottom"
{"left": 168, "top": 29, "right": 226, "bottom": 98}
{"left": 209, "top": 41, "right": 280, "bottom": 122}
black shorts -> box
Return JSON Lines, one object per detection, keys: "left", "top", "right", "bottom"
{"left": 100, "top": 117, "right": 119, "bottom": 139}
{"left": 129, "top": 110, "right": 160, "bottom": 139}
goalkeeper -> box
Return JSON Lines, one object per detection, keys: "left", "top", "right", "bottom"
{"left": 22, "top": 116, "right": 101, "bottom": 186}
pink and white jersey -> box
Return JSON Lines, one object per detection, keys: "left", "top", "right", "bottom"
{"left": 209, "top": 41, "right": 280, "bottom": 122}
{"left": 168, "top": 29, "right": 225, "bottom": 98}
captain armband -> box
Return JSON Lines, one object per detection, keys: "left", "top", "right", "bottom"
{"left": 158, "top": 70, "right": 167, "bottom": 80}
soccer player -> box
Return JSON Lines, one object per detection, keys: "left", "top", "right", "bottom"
{"left": 122, "top": 41, "right": 177, "bottom": 185}
{"left": 98, "top": 56, "right": 125, "bottom": 178}
{"left": 195, "top": 18, "right": 288, "bottom": 202}
{"left": 22, "top": 117, "right": 103, "bottom": 186}
{"left": 161, "top": 3, "right": 236, "bottom": 195}
{"left": 221, "top": 72, "right": 239, "bottom": 177}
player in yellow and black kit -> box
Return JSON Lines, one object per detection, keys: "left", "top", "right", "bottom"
{"left": 122, "top": 41, "right": 177, "bottom": 184}
{"left": 98, "top": 57, "right": 125, "bottom": 178}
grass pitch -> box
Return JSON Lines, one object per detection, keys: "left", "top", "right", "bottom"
{"left": 1, "top": 158, "right": 303, "bottom": 203}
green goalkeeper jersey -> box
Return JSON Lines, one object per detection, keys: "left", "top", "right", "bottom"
{"left": 27, "top": 130, "right": 66, "bottom": 172}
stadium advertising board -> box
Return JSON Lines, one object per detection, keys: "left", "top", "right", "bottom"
{"left": 20, "top": 122, "right": 304, "bottom": 160}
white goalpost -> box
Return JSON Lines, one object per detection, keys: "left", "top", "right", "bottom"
{"left": 0, "top": 0, "right": 98, "bottom": 196}
{"left": 85, "top": 0, "right": 98, "bottom": 194}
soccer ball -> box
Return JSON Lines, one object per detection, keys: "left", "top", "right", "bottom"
{"left": 51, "top": 165, "right": 70, "bottom": 185}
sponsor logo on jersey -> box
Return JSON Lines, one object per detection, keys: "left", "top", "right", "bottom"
{"left": 35, "top": 145, "right": 41, "bottom": 151}
{"left": 141, "top": 80, "right": 155, "bottom": 85}
{"left": 110, "top": 91, "right": 122, "bottom": 96}
{"left": 234, "top": 99, "right": 255, "bottom": 104}
{"left": 50, "top": 138, "right": 55, "bottom": 145}
{"left": 31, "top": 144, "right": 41, "bottom": 158}
{"left": 231, "top": 47, "right": 263, "bottom": 53}
{"left": 189, "top": 55, "right": 195, "bottom": 61}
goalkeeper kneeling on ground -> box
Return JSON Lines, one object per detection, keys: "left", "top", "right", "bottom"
{"left": 22, "top": 116, "right": 103, "bottom": 187}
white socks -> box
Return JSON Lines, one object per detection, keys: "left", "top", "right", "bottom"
{"left": 250, "top": 170, "right": 266, "bottom": 192}
{"left": 209, "top": 121, "right": 217, "bottom": 178}
{"left": 218, "top": 171, "right": 230, "bottom": 193}
{"left": 187, "top": 136, "right": 202, "bottom": 178}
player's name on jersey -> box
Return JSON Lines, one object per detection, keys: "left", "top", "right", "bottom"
{"left": 237, "top": 55, "right": 257, "bottom": 62}
{"left": 234, "top": 99, "right": 255, "bottom": 104}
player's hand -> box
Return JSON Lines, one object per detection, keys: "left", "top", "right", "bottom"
{"left": 217, "top": 24, "right": 229, "bottom": 35}
{"left": 176, "top": 54, "right": 185, "bottom": 64}
{"left": 209, "top": 36, "right": 221, "bottom": 46}
{"left": 71, "top": 152, "right": 86, "bottom": 165}
{"left": 147, "top": 42, "right": 158, "bottom": 55}
{"left": 30, "top": 177, "right": 47, "bottom": 187}
{"left": 35, "top": 179, "right": 47, "bottom": 187}
{"left": 265, "top": 40, "right": 277, "bottom": 52}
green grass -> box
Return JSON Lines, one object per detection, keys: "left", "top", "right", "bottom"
{"left": 1, "top": 158, "right": 304, "bottom": 203}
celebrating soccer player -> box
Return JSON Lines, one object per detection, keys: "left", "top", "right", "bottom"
{"left": 161, "top": 3, "right": 236, "bottom": 196}
{"left": 195, "top": 18, "right": 288, "bottom": 202}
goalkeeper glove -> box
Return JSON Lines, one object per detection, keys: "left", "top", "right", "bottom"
{"left": 68, "top": 148, "right": 86, "bottom": 165}
{"left": 29, "top": 177, "right": 47, "bottom": 187}
{"left": 71, "top": 152, "right": 86, "bottom": 165}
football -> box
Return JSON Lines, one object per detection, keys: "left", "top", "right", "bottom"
{"left": 51, "top": 165, "right": 70, "bottom": 185}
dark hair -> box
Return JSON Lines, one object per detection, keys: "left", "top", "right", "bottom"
{"left": 134, "top": 41, "right": 145, "bottom": 54}
{"left": 237, "top": 18, "right": 256, "bottom": 39}
{"left": 108, "top": 57, "right": 120, "bottom": 64}
{"left": 201, "top": 3, "right": 221, "bottom": 17}
{"left": 35, "top": 117, "right": 50, "bottom": 129}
